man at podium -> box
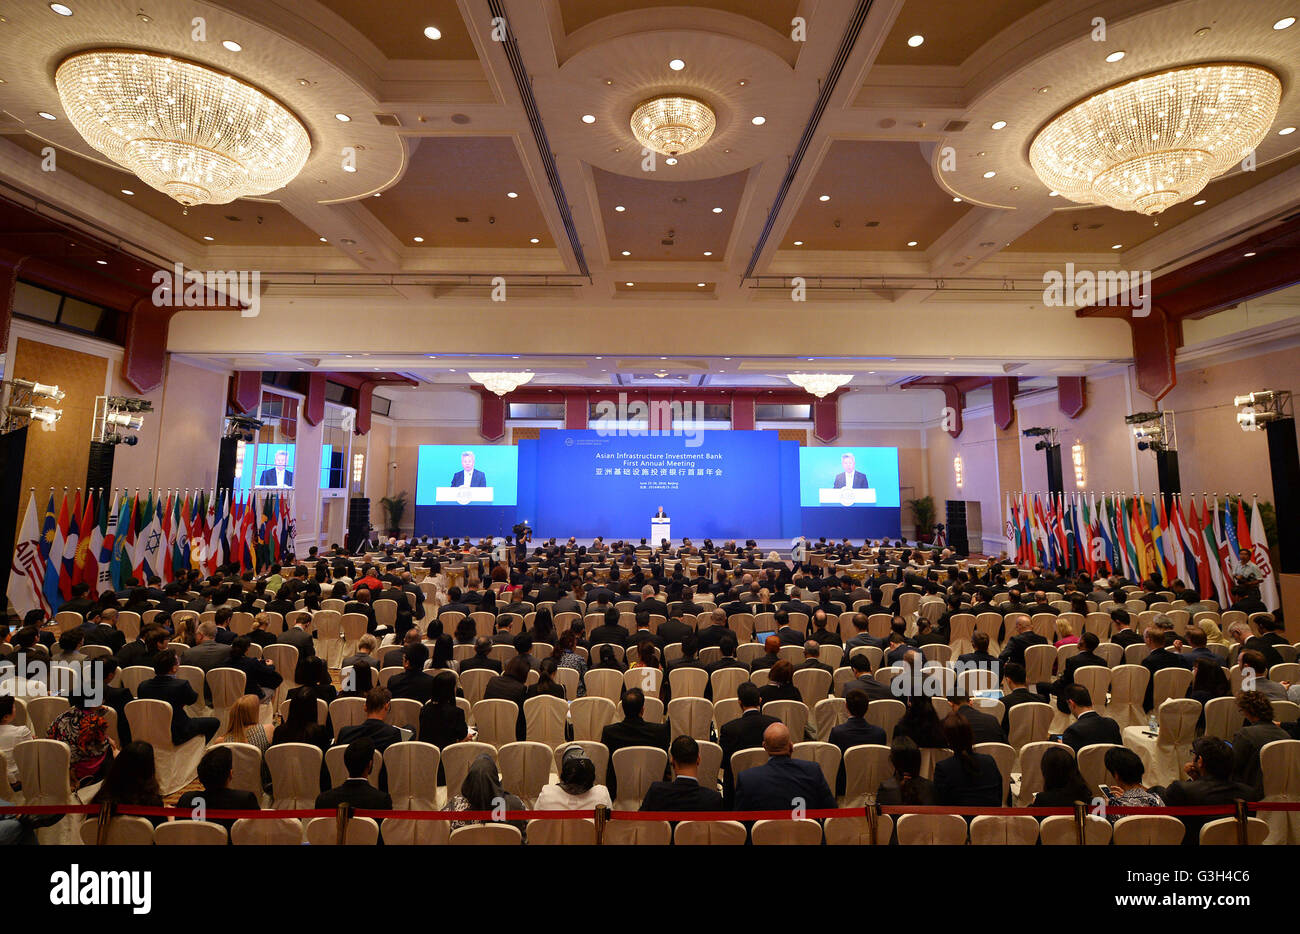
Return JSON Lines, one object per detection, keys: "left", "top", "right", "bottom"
{"left": 450, "top": 450, "right": 487, "bottom": 488}
{"left": 832, "top": 452, "right": 869, "bottom": 489}
{"left": 651, "top": 507, "right": 670, "bottom": 547}
{"left": 654, "top": 506, "right": 668, "bottom": 519}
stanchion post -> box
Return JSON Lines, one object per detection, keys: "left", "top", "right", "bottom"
{"left": 1073, "top": 801, "right": 1087, "bottom": 846}
{"left": 595, "top": 805, "right": 609, "bottom": 845}
{"left": 336, "top": 804, "right": 351, "bottom": 845}
{"left": 1234, "top": 798, "right": 1248, "bottom": 846}
{"left": 96, "top": 801, "right": 114, "bottom": 845}
{"left": 865, "top": 793, "right": 878, "bottom": 846}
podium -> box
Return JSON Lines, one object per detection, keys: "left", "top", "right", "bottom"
{"left": 817, "top": 487, "right": 877, "bottom": 506}
{"left": 650, "top": 517, "right": 671, "bottom": 545}
{"left": 434, "top": 486, "right": 494, "bottom": 505}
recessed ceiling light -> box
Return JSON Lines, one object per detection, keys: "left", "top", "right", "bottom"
{"left": 37, "top": 112, "right": 56, "bottom": 120}
{"left": 711, "top": 207, "right": 723, "bottom": 214}
{"left": 49, "top": 3, "right": 72, "bottom": 15}
{"left": 530, "top": 238, "right": 540, "bottom": 244}
{"left": 96, "top": 259, "right": 107, "bottom": 265}
{"left": 1111, "top": 243, "right": 1122, "bottom": 250}
{"left": 907, "top": 241, "right": 918, "bottom": 247}
{"left": 614, "top": 205, "right": 625, "bottom": 212}
{"left": 1244, "top": 251, "right": 1256, "bottom": 257}
{"left": 424, "top": 26, "right": 442, "bottom": 40}
{"left": 697, "top": 282, "right": 706, "bottom": 287}
{"left": 335, "top": 113, "right": 351, "bottom": 122}
{"left": 1274, "top": 17, "right": 1295, "bottom": 29}
{"left": 581, "top": 114, "right": 596, "bottom": 124}
{"left": 413, "top": 236, "right": 424, "bottom": 242}
{"left": 507, "top": 191, "right": 518, "bottom": 198}
{"left": 1048, "top": 190, "right": 1059, "bottom": 197}
{"left": 120, "top": 189, "right": 134, "bottom": 196}
{"left": 952, "top": 197, "right": 962, "bottom": 202}
{"left": 626, "top": 282, "right": 634, "bottom": 286}
{"left": 793, "top": 240, "right": 803, "bottom": 246}
{"left": 907, "top": 34, "right": 924, "bottom": 47}
{"left": 203, "top": 235, "right": 214, "bottom": 241}
{"left": 665, "top": 157, "right": 678, "bottom": 165}
{"left": 1105, "top": 50, "right": 1126, "bottom": 62}
{"left": 319, "top": 237, "right": 328, "bottom": 242}
{"left": 1193, "top": 199, "right": 1207, "bottom": 206}
{"left": 1279, "top": 126, "right": 1296, "bottom": 135}
{"left": 595, "top": 356, "right": 602, "bottom": 360}
{"left": 982, "top": 171, "right": 996, "bottom": 178}
{"left": 222, "top": 40, "right": 242, "bottom": 52}
{"left": 621, "top": 250, "right": 630, "bottom": 256}
{"left": 818, "top": 194, "right": 830, "bottom": 202}
{"left": 751, "top": 115, "right": 766, "bottom": 125}
{"left": 991, "top": 120, "right": 1007, "bottom": 130}
{"left": 703, "top": 251, "right": 712, "bottom": 256}
{"left": 660, "top": 357, "right": 667, "bottom": 360}
{"left": 343, "top": 164, "right": 356, "bottom": 173}
{"left": 669, "top": 58, "right": 685, "bottom": 71}
{"left": 373, "top": 193, "right": 381, "bottom": 197}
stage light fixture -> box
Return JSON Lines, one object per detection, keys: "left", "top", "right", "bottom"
{"left": 1233, "top": 389, "right": 1290, "bottom": 434}
{"left": 106, "top": 411, "right": 144, "bottom": 431}
{"left": 9, "top": 378, "right": 65, "bottom": 402}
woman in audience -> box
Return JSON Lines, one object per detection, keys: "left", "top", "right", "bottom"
{"left": 1069, "top": 593, "right": 1090, "bottom": 617}
{"left": 46, "top": 692, "right": 115, "bottom": 787}
{"left": 529, "top": 608, "right": 557, "bottom": 647}
{"left": 554, "top": 630, "right": 588, "bottom": 697}
{"left": 91, "top": 742, "right": 164, "bottom": 825}
{"left": 876, "top": 736, "right": 936, "bottom": 806}
{"left": 1187, "top": 658, "right": 1231, "bottom": 706}
{"left": 1198, "top": 619, "right": 1233, "bottom": 647}
{"left": 218, "top": 694, "right": 273, "bottom": 755}
{"left": 330, "top": 581, "right": 349, "bottom": 600}
{"left": 290, "top": 656, "right": 337, "bottom": 705}
{"left": 172, "top": 616, "right": 198, "bottom": 648}
{"left": 270, "top": 694, "right": 330, "bottom": 754}
{"left": 750, "top": 587, "right": 775, "bottom": 615}
{"left": 479, "top": 588, "right": 499, "bottom": 617}
{"left": 1099, "top": 746, "right": 1162, "bottom": 819}
{"left": 449, "top": 754, "right": 527, "bottom": 840}
{"left": 536, "top": 745, "right": 610, "bottom": 810}
{"left": 337, "top": 660, "right": 374, "bottom": 698}
{"left": 453, "top": 615, "right": 477, "bottom": 646}
{"left": 419, "top": 670, "right": 468, "bottom": 749}
{"left": 1032, "top": 746, "right": 1092, "bottom": 806}
{"left": 893, "top": 695, "right": 948, "bottom": 749}
{"left": 591, "top": 644, "right": 626, "bottom": 674}
{"left": 429, "top": 634, "right": 459, "bottom": 673}
{"left": 932, "top": 713, "right": 1002, "bottom": 806}
{"left": 1053, "top": 617, "right": 1080, "bottom": 649}
{"left": 527, "top": 657, "right": 567, "bottom": 700}
{"left": 758, "top": 659, "right": 801, "bottom": 705}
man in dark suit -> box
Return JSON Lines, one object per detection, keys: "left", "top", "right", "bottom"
{"left": 734, "top": 722, "right": 836, "bottom": 811}
{"left": 588, "top": 607, "right": 628, "bottom": 648}
{"left": 1110, "top": 609, "right": 1142, "bottom": 647}
{"left": 335, "top": 687, "right": 403, "bottom": 754}
{"left": 278, "top": 614, "right": 316, "bottom": 659}
{"left": 838, "top": 654, "right": 891, "bottom": 700}
{"left": 949, "top": 693, "right": 1007, "bottom": 745}
{"left": 665, "top": 633, "right": 705, "bottom": 677}
{"left": 386, "top": 645, "right": 436, "bottom": 703}
{"left": 695, "top": 608, "right": 732, "bottom": 649}
{"left": 658, "top": 611, "right": 693, "bottom": 649}
{"left": 80, "top": 608, "right": 126, "bottom": 654}
{"left": 827, "top": 689, "right": 887, "bottom": 794}
{"left": 773, "top": 608, "right": 805, "bottom": 647}
{"left": 449, "top": 450, "right": 487, "bottom": 488}
{"left": 842, "top": 612, "right": 884, "bottom": 654}
{"left": 60, "top": 583, "right": 96, "bottom": 620}
{"left": 625, "top": 611, "right": 665, "bottom": 652}
{"left": 177, "top": 746, "right": 261, "bottom": 831}
{"left": 316, "top": 738, "right": 393, "bottom": 811}
{"left": 634, "top": 585, "right": 668, "bottom": 619}
{"left": 1162, "top": 737, "right": 1255, "bottom": 844}
{"left": 997, "top": 614, "right": 1046, "bottom": 667}
{"left": 137, "top": 649, "right": 220, "bottom": 745}
{"left": 1141, "top": 627, "right": 1191, "bottom": 710}
{"left": 483, "top": 656, "right": 531, "bottom": 740}
{"left": 718, "top": 682, "right": 779, "bottom": 804}
{"left": 639, "top": 735, "right": 723, "bottom": 814}
{"left": 799, "top": 640, "right": 833, "bottom": 673}
{"left": 459, "top": 637, "right": 502, "bottom": 673}
{"left": 832, "top": 452, "right": 869, "bottom": 489}
{"left": 345, "top": 588, "right": 381, "bottom": 635}
{"left": 997, "top": 662, "right": 1043, "bottom": 733}
{"left": 956, "top": 631, "right": 998, "bottom": 670}
{"left": 598, "top": 688, "right": 671, "bottom": 800}
{"left": 258, "top": 448, "right": 294, "bottom": 487}
{"left": 1060, "top": 685, "right": 1121, "bottom": 752}
{"left": 1041, "top": 631, "right": 1108, "bottom": 712}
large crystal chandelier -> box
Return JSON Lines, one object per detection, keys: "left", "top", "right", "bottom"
{"left": 630, "top": 94, "right": 716, "bottom": 156}
{"left": 54, "top": 49, "right": 311, "bottom": 207}
{"left": 1029, "top": 63, "right": 1281, "bottom": 215}
{"left": 787, "top": 374, "right": 851, "bottom": 398}
{"left": 469, "top": 372, "right": 535, "bottom": 396}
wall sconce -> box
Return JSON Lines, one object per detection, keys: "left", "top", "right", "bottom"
{"left": 953, "top": 455, "right": 963, "bottom": 489}
{"left": 352, "top": 452, "right": 365, "bottom": 483}
{"left": 1071, "top": 441, "right": 1086, "bottom": 487}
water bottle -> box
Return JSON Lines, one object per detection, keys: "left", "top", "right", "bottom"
{"left": 1148, "top": 713, "right": 1158, "bottom": 732}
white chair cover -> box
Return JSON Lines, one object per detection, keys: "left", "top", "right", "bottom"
{"left": 584, "top": 669, "right": 623, "bottom": 702}
{"left": 380, "top": 817, "right": 451, "bottom": 845}
{"left": 440, "top": 742, "right": 497, "bottom": 804}
{"left": 1199, "top": 816, "right": 1270, "bottom": 845}
{"left": 896, "top": 813, "right": 967, "bottom": 845}
{"left": 1106, "top": 665, "right": 1150, "bottom": 728}
{"left": 231, "top": 817, "right": 305, "bottom": 845}
{"left": 825, "top": 814, "right": 893, "bottom": 845}
{"left": 225, "top": 742, "right": 266, "bottom": 802}
{"left": 764, "top": 699, "right": 810, "bottom": 739}
{"left": 524, "top": 694, "right": 568, "bottom": 748}
{"left": 604, "top": 819, "right": 671, "bottom": 845}
{"left": 385, "top": 741, "right": 440, "bottom": 809}
{"left": 970, "top": 814, "right": 1039, "bottom": 845}
{"left": 792, "top": 741, "right": 840, "bottom": 793}
{"left": 13, "top": 739, "right": 75, "bottom": 844}
{"left": 526, "top": 817, "right": 596, "bottom": 844}
{"left": 673, "top": 820, "right": 747, "bottom": 845}
{"left": 325, "top": 746, "right": 381, "bottom": 790}
{"left": 569, "top": 696, "right": 617, "bottom": 742}
{"left": 305, "top": 815, "right": 380, "bottom": 845}
{"left": 206, "top": 667, "right": 247, "bottom": 727}
{"left": 1017, "top": 741, "right": 1071, "bottom": 806}
{"left": 1260, "top": 739, "right": 1300, "bottom": 844}
{"left": 814, "top": 697, "right": 848, "bottom": 742}
{"left": 751, "top": 818, "right": 822, "bottom": 845}
{"left": 1121, "top": 698, "right": 1199, "bottom": 788}
{"left": 1076, "top": 743, "right": 1124, "bottom": 796}
{"left": 79, "top": 816, "right": 155, "bottom": 845}
{"left": 842, "top": 744, "right": 892, "bottom": 807}
{"left": 498, "top": 741, "right": 553, "bottom": 807}
{"left": 328, "top": 697, "right": 366, "bottom": 740}
{"left": 154, "top": 820, "right": 228, "bottom": 845}
{"left": 1112, "top": 814, "right": 1186, "bottom": 845}
{"left": 611, "top": 745, "right": 668, "bottom": 809}
{"left": 668, "top": 667, "right": 708, "bottom": 699}
{"left": 668, "top": 697, "right": 713, "bottom": 740}
{"left": 472, "top": 699, "right": 520, "bottom": 749}
{"left": 864, "top": 699, "right": 906, "bottom": 742}
{"left": 1039, "top": 813, "right": 1112, "bottom": 845}
{"left": 448, "top": 823, "right": 522, "bottom": 845}
{"left": 264, "top": 742, "right": 324, "bottom": 809}
{"left": 124, "top": 698, "right": 206, "bottom": 795}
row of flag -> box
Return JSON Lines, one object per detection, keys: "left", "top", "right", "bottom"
{"left": 8, "top": 487, "right": 295, "bottom": 619}
{"left": 1005, "top": 491, "right": 1278, "bottom": 612}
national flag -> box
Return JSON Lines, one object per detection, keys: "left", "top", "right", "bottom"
{"left": 113, "top": 493, "right": 136, "bottom": 591}
{"left": 140, "top": 492, "right": 164, "bottom": 581}
{"left": 1235, "top": 497, "right": 1252, "bottom": 559}
{"left": 1223, "top": 498, "right": 1241, "bottom": 570}
{"left": 160, "top": 491, "right": 173, "bottom": 583}
{"left": 204, "top": 490, "right": 220, "bottom": 576}
{"left": 1200, "top": 497, "right": 1227, "bottom": 605}
{"left": 9, "top": 492, "right": 48, "bottom": 618}
{"left": 72, "top": 490, "right": 96, "bottom": 594}
{"left": 240, "top": 491, "right": 258, "bottom": 573}
{"left": 80, "top": 490, "right": 101, "bottom": 594}
{"left": 59, "top": 489, "right": 82, "bottom": 602}
{"left": 43, "top": 492, "right": 68, "bottom": 613}
{"left": 96, "top": 491, "right": 118, "bottom": 596}
{"left": 1005, "top": 494, "right": 1017, "bottom": 562}
{"left": 1210, "top": 496, "right": 1233, "bottom": 596}
{"left": 1248, "top": 496, "right": 1279, "bottom": 612}
{"left": 1186, "top": 497, "right": 1213, "bottom": 600}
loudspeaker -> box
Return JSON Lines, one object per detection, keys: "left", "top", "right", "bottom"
{"left": 216, "top": 437, "right": 239, "bottom": 493}
{"left": 945, "top": 500, "right": 969, "bottom": 557}
{"left": 85, "top": 440, "right": 115, "bottom": 495}
{"left": 1044, "top": 443, "right": 1065, "bottom": 497}
{"left": 346, "top": 497, "right": 370, "bottom": 552}
{"left": 0, "top": 427, "right": 28, "bottom": 602}
{"left": 1155, "top": 449, "right": 1181, "bottom": 514}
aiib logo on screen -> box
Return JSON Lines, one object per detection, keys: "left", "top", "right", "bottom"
{"left": 592, "top": 393, "right": 706, "bottom": 448}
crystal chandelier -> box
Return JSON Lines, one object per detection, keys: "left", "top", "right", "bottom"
{"left": 787, "top": 374, "right": 851, "bottom": 398}
{"left": 1029, "top": 63, "right": 1281, "bottom": 215}
{"left": 54, "top": 49, "right": 311, "bottom": 207}
{"left": 469, "top": 372, "right": 535, "bottom": 396}
{"left": 630, "top": 94, "right": 716, "bottom": 157}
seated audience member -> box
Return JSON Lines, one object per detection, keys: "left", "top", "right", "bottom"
{"left": 598, "top": 687, "right": 671, "bottom": 800}
{"left": 876, "top": 736, "right": 936, "bottom": 806}
{"left": 315, "top": 738, "right": 392, "bottom": 811}
{"left": 1099, "top": 746, "right": 1163, "bottom": 819}
{"left": 734, "top": 722, "right": 835, "bottom": 812}
{"left": 91, "top": 742, "right": 165, "bottom": 826}
{"left": 138, "top": 649, "right": 221, "bottom": 745}
{"left": 1110, "top": 609, "right": 1141, "bottom": 647}
{"left": 956, "top": 631, "right": 997, "bottom": 669}
{"left": 1060, "top": 685, "right": 1121, "bottom": 753}
{"left": 290, "top": 656, "right": 337, "bottom": 705}
{"left": 1186, "top": 658, "right": 1232, "bottom": 708}
{"left": 335, "top": 687, "right": 403, "bottom": 754}
{"left": 1031, "top": 746, "right": 1092, "bottom": 806}
{"left": 948, "top": 692, "right": 1006, "bottom": 745}
{"left": 893, "top": 694, "right": 948, "bottom": 750}
{"left": 1181, "top": 626, "right": 1225, "bottom": 668}
{"left": 418, "top": 670, "right": 469, "bottom": 749}
{"left": 178, "top": 746, "right": 260, "bottom": 833}
{"left": 527, "top": 657, "right": 567, "bottom": 700}
{"left": 46, "top": 690, "right": 115, "bottom": 788}
{"left": 449, "top": 753, "right": 527, "bottom": 840}
{"left": 749, "top": 634, "right": 781, "bottom": 672}
{"left": 218, "top": 694, "right": 273, "bottom": 756}
{"left": 1162, "top": 737, "right": 1255, "bottom": 845}
{"left": 757, "top": 659, "right": 801, "bottom": 705}
{"left": 997, "top": 614, "right": 1046, "bottom": 667}
{"left": 827, "top": 689, "right": 886, "bottom": 795}
{"left": 997, "top": 662, "right": 1042, "bottom": 732}
{"left": 1230, "top": 691, "right": 1291, "bottom": 799}
{"left": 460, "top": 636, "right": 502, "bottom": 674}
{"left": 270, "top": 694, "right": 332, "bottom": 758}
{"left": 483, "top": 655, "right": 531, "bottom": 741}
{"left": 388, "top": 644, "right": 436, "bottom": 703}
{"left": 1238, "top": 650, "right": 1287, "bottom": 701}
{"left": 838, "top": 653, "right": 890, "bottom": 700}
{"left": 553, "top": 631, "right": 587, "bottom": 695}
{"left": 933, "top": 713, "right": 1002, "bottom": 807}
{"left": 639, "top": 735, "right": 724, "bottom": 814}
{"left": 1053, "top": 617, "right": 1079, "bottom": 648}
{"left": 341, "top": 633, "right": 380, "bottom": 673}
{"left": 536, "top": 745, "right": 611, "bottom": 810}
{"left": 228, "top": 637, "right": 283, "bottom": 702}
{"left": 1140, "top": 625, "right": 1191, "bottom": 711}
{"left": 246, "top": 613, "right": 279, "bottom": 649}
{"left": 719, "top": 682, "right": 778, "bottom": 804}
{"left": 0, "top": 697, "right": 34, "bottom": 789}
